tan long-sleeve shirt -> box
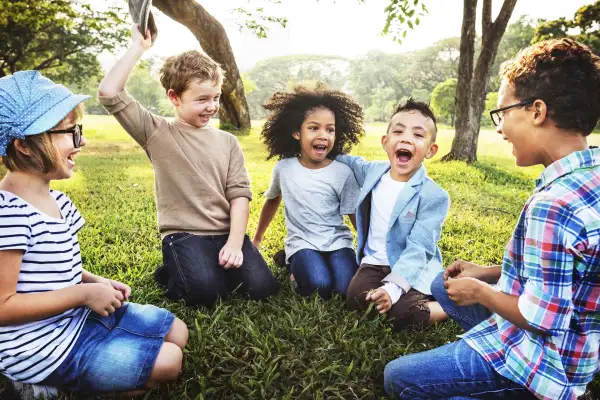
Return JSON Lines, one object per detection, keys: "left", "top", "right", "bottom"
{"left": 99, "top": 90, "right": 252, "bottom": 238}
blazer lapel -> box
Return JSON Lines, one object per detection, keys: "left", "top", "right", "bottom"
{"left": 358, "top": 164, "right": 390, "bottom": 204}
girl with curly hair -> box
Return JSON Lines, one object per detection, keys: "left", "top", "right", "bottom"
{"left": 252, "top": 85, "right": 365, "bottom": 299}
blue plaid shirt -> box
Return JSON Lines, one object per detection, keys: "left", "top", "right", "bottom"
{"left": 464, "top": 148, "right": 600, "bottom": 400}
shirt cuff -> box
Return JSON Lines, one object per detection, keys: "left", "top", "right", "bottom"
{"left": 381, "top": 282, "right": 403, "bottom": 304}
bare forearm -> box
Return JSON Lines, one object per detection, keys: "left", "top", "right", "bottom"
{"left": 229, "top": 197, "right": 250, "bottom": 246}
{"left": 478, "top": 284, "right": 546, "bottom": 335}
{"left": 253, "top": 198, "right": 281, "bottom": 242}
{"left": 98, "top": 45, "right": 145, "bottom": 97}
{"left": 482, "top": 265, "right": 502, "bottom": 284}
{"left": 0, "top": 285, "right": 88, "bottom": 326}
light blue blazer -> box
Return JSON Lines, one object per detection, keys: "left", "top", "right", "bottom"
{"left": 336, "top": 155, "right": 450, "bottom": 295}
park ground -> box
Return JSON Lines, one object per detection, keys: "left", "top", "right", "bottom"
{"left": 1, "top": 115, "right": 600, "bottom": 399}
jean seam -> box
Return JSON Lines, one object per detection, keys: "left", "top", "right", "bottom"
{"left": 398, "top": 379, "right": 512, "bottom": 398}
{"left": 169, "top": 233, "right": 194, "bottom": 245}
{"left": 170, "top": 244, "right": 190, "bottom": 297}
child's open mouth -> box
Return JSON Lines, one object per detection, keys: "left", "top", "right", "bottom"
{"left": 66, "top": 153, "right": 77, "bottom": 168}
{"left": 395, "top": 148, "right": 413, "bottom": 165}
{"left": 313, "top": 144, "right": 328, "bottom": 155}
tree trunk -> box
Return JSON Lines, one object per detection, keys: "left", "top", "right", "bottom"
{"left": 152, "top": 0, "right": 251, "bottom": 134}
{"left": 442, "top": 0, "right": 518, "bottom": 162}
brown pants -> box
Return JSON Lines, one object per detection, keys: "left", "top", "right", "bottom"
{"left": 346, "top": 263, "right": 433, "bottom": 331}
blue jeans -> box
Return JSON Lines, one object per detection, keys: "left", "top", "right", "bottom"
{"left": 383, "top": 272, "right": 535, "bottom": 399}
{"left": 43, "top": 303, "right": 174, "bottom": 392}
{"left": 430, "top": 271, "right": 491, "bottom": 331}
{"left": 384, "top": 340, "right": 535, "bottom": 399}
{"left": 289, "top": 248, "right": 358, "bottom": 298}
{"left": 161, "top": 233, "right": 279, "bottom": 306}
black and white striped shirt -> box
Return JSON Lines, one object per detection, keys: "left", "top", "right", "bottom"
{"left": 0, "top": 190, "right": 90, "bottom": 383}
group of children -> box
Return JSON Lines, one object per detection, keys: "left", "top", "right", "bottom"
{"left": 0, "top": 22, "right": 599, "bottom": 400}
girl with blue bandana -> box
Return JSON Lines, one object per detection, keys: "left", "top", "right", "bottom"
{"left": 0, "top": 71, "right": 188, "bottom": 398}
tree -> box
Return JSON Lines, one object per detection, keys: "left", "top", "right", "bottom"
{"left": 440, "top": 0, "right": 518, "bottom": 162}
{"left": 431, "top": 78, "right": 458, "bottom": 125}
{"left": 533, "top": 1, "right": 600, "bottom": 54}
{"left": 0, "top": 0, "right": 128, "bottom": 86}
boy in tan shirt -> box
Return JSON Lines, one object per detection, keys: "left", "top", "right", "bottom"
{"left": 98, "top": 25, "right": 278, "bottom": 306}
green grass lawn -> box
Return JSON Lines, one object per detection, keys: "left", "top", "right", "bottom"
{"left": 2, "top": 115, "right": 600, "bottom": 399}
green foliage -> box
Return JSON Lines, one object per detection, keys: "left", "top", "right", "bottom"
{"left": 365, "top": 87, "right": 397, "bottom": 122}
{"left": 379, "top": 0, "right": 428, "bottom": 44}
{"left": 0, "top": 0, "right": 129, "bottom": 86}
{"left": 233, "top": 4, "right": 288, "bottom": 38}
{"left": 244, "top": 54, "right": 350, "bottom": 119}
{"left": 2, "top": 116, "right": 600, "bottom": 398}
{"left": 533, "top": 1, "right": 600, "bottom": 54}
{"left": 431, "top": 78, "right": 457, "bottom": 125}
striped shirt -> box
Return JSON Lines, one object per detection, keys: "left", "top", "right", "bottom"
{"left": 464, "top": 149, "right": 600, "bottom": 400}
{"left": 0, "top": 190, "right": 90, "bottom": 383}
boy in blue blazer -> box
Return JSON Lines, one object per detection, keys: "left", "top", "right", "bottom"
{"left": 336, "top": 99, "right": 449, "bottom": 330}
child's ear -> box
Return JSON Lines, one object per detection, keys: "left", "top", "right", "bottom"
{"left": 13, "top": 139, "right": 31, "bottom": 156}
{"left": 532, "top": 99, "right": 548, "bottom": 127}
{"left": 292, "top": 131, "right": 300, "bottom": 140}
{"left": 425, "top": 143, "right": 439, "bottom": 159}
{"left": 381, "top": 135, "right": 388, "bottom": 150}
{"left": 167, "top": 89, "right": 181, "bottom": 106}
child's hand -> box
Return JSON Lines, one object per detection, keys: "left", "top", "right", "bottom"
{"left": 109, "top": 279, "right": 132, "bottom": 301}
{"left": 251, "top": 237, "right": 261, "bottom": 249}
{"left": 219, "top": 242, "right": 244, "bottom": 269}
{"left": 444, "top": 259, "right": 482, "bottom": 280}
{"left": 85, "top": 283, "right": 125, "bottom": 317}
{"left": 96, "top": 277, "right": 131, "bottom": 301}
{"left": 444, "top": 277, "right": 486, "bottom": 306}
{"left": 366, "top": 288, "right": 392, "bottom": 314}
{"left": 131, "top": 24, "right": 152, "bottom": 51}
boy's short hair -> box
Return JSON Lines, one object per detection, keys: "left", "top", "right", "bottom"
{"left": 501, "top": 38, "right": 600, "bottom": 135}
{"left": 159, "top": 50, "right": 224, "bottom": 96}
{"left": 2, "top": 103, "right": 84, "bottom": 173}
{"left": 388, "top": 98, "right": 438, "bottom": 142}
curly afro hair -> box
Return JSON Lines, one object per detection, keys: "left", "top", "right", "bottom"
{"left": 501, "top": 38, "right": 600, "bottom": 135}
{"left": 261, "top": 84, "right": 365, "bottom": 160}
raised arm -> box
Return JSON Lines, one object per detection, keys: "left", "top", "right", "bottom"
{"left": 98, "top": 25, "right": 152, "bottom": 97}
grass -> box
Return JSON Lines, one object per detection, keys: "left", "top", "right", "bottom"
{"left": 2, "top": 115, "right": 600, "bottom": 399}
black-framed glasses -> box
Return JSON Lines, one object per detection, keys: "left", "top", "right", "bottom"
{"left": 489, "top": 100, "right": 534, "bottom": 126}
{"left": 47, "top": 124, "right": 83, "bottom": 148}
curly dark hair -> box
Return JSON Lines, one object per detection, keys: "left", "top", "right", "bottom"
{"left": 501, "top": 38, "right": 600, "bottom": 135}
{"left": 261, "top": 84, "right": 365, "bottom": 160}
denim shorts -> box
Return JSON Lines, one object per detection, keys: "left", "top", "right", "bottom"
{"left": 42, "top": 303, "right": 175, "bottom": 393}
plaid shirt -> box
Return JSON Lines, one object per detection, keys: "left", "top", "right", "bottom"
{"left": 464, "top": 149, "right": 600, "bottom": 400}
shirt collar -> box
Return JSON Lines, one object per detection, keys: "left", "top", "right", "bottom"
{"left": 535, "top": 148, "right": 600, "bottom": 192}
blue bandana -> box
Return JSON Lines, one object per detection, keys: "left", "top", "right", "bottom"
{"left": 0, "top": 71, "right": 90, "bottom": 156}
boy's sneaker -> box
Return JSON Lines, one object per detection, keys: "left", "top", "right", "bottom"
{"left": 154, "top": 264, "right": 169, "bottom": 289}
{"left": 12, "top": 382, "right": 58, "bottom": 400}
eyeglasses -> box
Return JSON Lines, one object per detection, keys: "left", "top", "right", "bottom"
{"left": 47, "top": 124, "right": 83, "bottom": 148}
{"left": 489, "top": 100, "right": 534, "bottom": 126}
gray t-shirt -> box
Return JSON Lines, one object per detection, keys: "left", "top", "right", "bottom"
{"left": 265, "top": 158, "right": 360, "bottom": 261}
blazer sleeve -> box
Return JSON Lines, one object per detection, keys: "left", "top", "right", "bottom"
{"left": 335, "top": 154, "right": 373, "bottom": 187}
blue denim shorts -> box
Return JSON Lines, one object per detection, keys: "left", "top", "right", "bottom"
{"left": 42, "top": 302, "right": 175, "bottom": 393}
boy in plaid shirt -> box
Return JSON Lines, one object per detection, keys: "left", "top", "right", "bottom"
{"left": 384, "top": 38, "right": 600, "bottom": 399}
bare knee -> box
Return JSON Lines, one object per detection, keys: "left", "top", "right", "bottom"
{"left": 148, "top": 342, "right": 183, "bottom": 384}
{"left": 165, "top": 318, "right": 188, "bottom": 349}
